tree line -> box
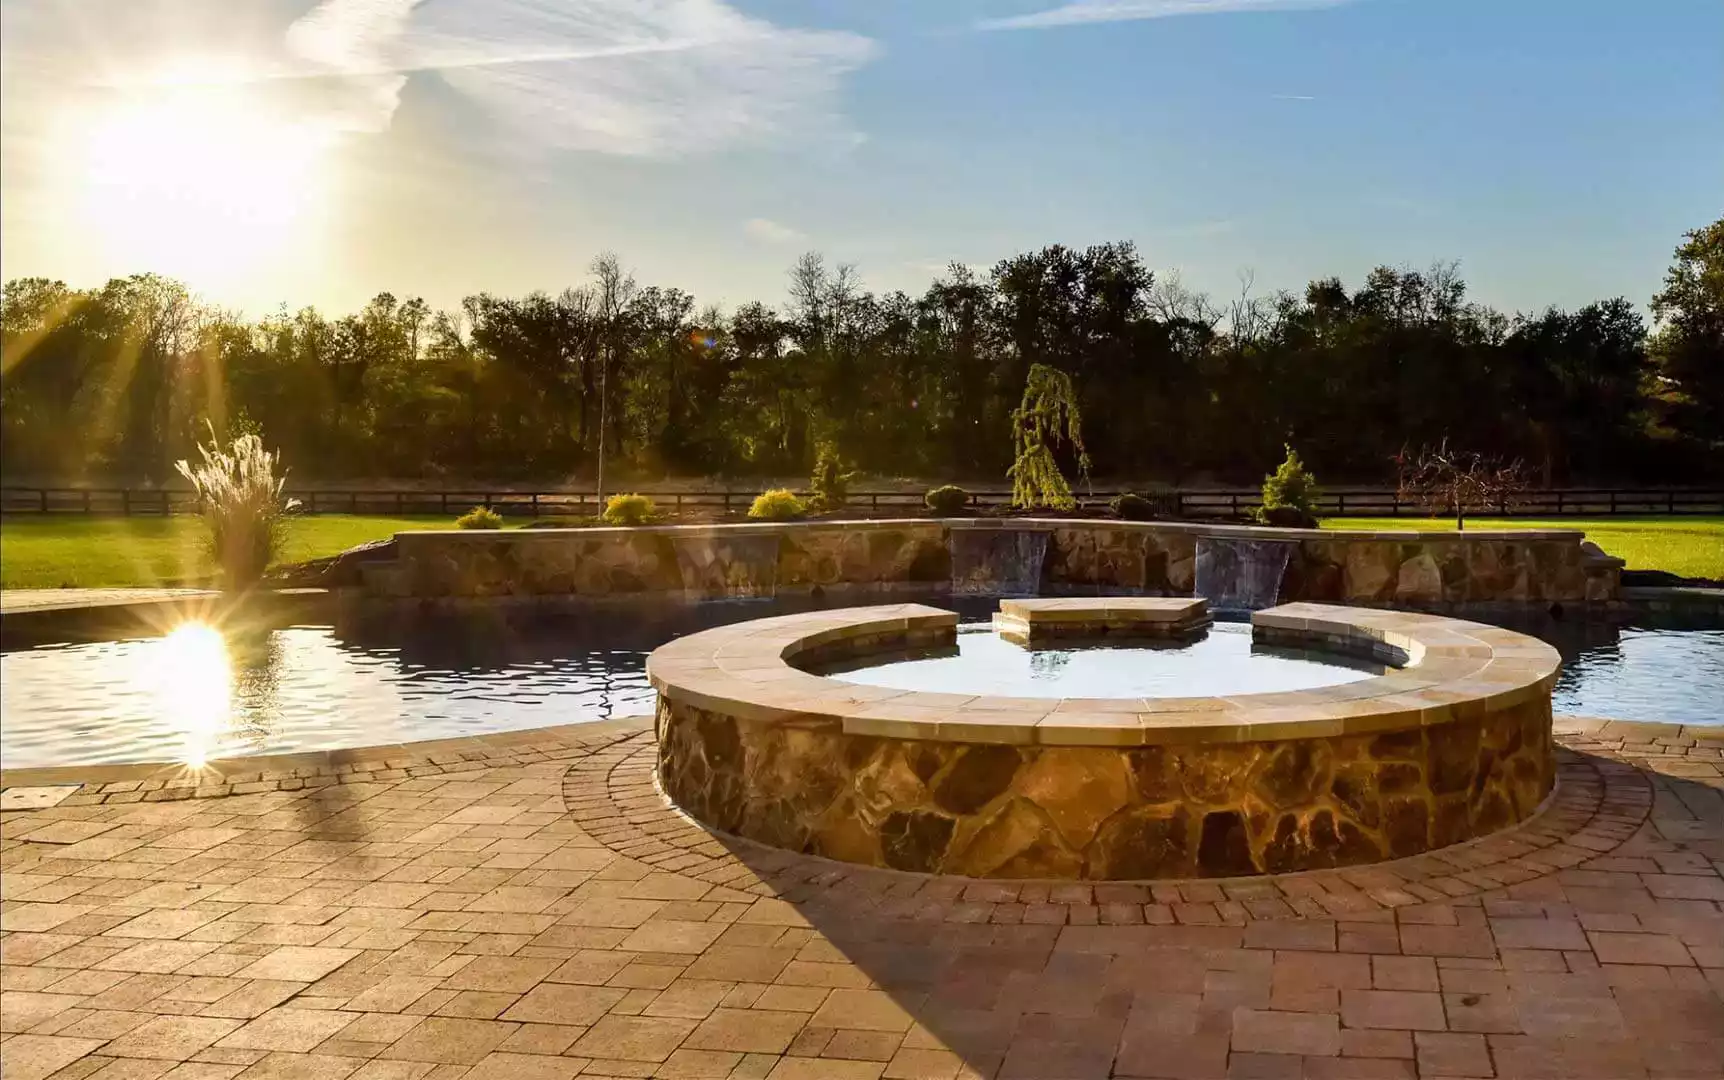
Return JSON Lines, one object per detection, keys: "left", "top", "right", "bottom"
{"left": 3, "top": 219, "right": 1719, "bottom": 487}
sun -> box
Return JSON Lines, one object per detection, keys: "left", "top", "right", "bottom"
{"left": 65, "top": 59, "right": 335, "bottom": 282}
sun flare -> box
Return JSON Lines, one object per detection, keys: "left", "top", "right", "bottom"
{"left": 64, "top": 60, "right": 334, "bottom": 281}
{"left": 154, "top": 620, "right": 234, "bottom": 769}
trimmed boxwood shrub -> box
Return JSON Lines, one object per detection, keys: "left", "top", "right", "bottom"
{"left": 1110, "top": 492, "right": 1156, "bottom": 520}
{"left": 925, "top": 485, "right": 970, "bottom": 515}
{"left": 1256, "top": 504, "right": 1318, "bottom": 529}
{"left": 455, "top": 505, "right": 504, "bottom": 529}
{"left": 602, "top": 493, "right": 656, "bottom": 526}
{"left": 748, "top": 488, "right": 807, "bottom": 520}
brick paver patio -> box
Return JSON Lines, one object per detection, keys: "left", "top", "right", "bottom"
{"left": 2, "top": 717, "right": 1719, "bottom": 1079}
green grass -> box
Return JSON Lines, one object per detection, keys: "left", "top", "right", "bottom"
{"left": 0, "top": 515, "right": 456, "bottom": 589}
{"left": 1321, "top": 516, "right": 1724, "bottom": 580}
{"left": 6, "top": 512, "right": 1719, "bottom": 590}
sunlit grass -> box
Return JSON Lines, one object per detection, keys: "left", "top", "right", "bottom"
{"left": 6, "top": 512, "right": 1718, "bottom": 588}
{"left": 1321, "top": 516, "right": 1724, "bottom": 580}
{"left": 0, "top": 515, "right": 453, "bottom": 589}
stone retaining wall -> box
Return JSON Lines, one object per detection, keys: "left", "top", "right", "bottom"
{"left": 649, "top": 603, "right": 1562, "bottom": 880}
{"left": 658, "top": 695, "right": 1554, "bottom": 879}
{"left": 367, "top": 519, "right": 1596, "bottom": 607}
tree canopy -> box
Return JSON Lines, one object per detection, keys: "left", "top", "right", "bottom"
{"left": 4, "top": 219, "right": 1720, "bottom": 486}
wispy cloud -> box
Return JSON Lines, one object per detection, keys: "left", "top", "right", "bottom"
{"left": 980, "top": 0, "right": 1356, "bottom": 31}
{"left": 1271, "top": 93, "right": 1316, "bottom": 101}
{"left": 3, "top": 0, "right": 878, "bottom": 158}
{"left": 289, "top": 0, "right": 879, "bottom": 155}
{"left": 744, "top": 218, "right": 807, "bottom": 245}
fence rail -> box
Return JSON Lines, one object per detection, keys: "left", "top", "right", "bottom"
{"left": 3, "top": 486, "right": 1720, "bottom": 519}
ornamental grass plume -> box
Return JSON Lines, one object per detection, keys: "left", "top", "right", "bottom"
{"left": 174, "top": 424, "right": 300, "bottom": 591}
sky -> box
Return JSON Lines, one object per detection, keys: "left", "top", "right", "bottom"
{"left": 1, "top": 0, "right": 1719, "bottom": 318}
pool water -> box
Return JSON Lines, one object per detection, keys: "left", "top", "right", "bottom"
{"left": 0, "top": 599, "right": 1717, "bottom": 769}
{"left": 823, "top": 622, "right": 1384, "bottom": 698}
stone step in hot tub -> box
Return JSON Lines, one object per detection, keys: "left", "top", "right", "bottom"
{"left": 647, "top": 601, "right": 1562, "bottom": 880}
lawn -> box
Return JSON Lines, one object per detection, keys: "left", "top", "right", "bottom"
{"left": 1321, "top": 516, "right": 1724, "bottom": 580}
{"left": 0, "top": 515, "right": 454, "bottom": 589}
{"left": 4, "top": 512, "right": 1719, "bottom": 590}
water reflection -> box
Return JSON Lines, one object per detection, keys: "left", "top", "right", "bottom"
{"left": 1, "top": 600, "right": 1718, "bottom": 770}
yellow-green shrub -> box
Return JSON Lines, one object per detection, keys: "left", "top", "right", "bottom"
{"left": 456, "top": 505, "right": 504, "bottom": 529}
{"left": 747, "top": 488, "right": 807, "bottom": 520}
{"left": 602, "top": 493, "right": 657, "bottom": 526}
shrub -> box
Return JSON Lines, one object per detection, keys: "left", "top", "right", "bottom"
{"left": 925, "top": 485, "right": 970, "bottom": 515}
{"left": 1256, "top": 504, "right": 1317, "bottom": 529}
{"left": 809, "top": 448, "right": 856, "bottom": 512}
{"left": 748, "top": 488, "right": 806, "bottom": 520}
{"left": 456, "top": 505, "right": 504, "bottom": 530}
{"left": 602, "top": 493, "right": 656, "bottom": 526}
{"left": 1110, "top": 492, "right": 1156, "bottom": 521}
{"left": 174, "top": 425, "right": 300, "bottom": 591}
{"left": 1259, "top": 444, "right": 1321, "bottom": 526}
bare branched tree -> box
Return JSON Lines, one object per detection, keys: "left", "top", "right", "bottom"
{"left": 1395, "top": 438, "right": 1530, "bottom": 530}
{"left": 590, "top": 252, "right": 638, "bottom": 505}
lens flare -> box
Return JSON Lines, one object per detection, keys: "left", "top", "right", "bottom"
{"left": 153, "top": 621, "right": 233, "bottom": 768}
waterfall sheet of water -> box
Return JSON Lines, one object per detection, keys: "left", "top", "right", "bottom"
{"left": 1193, "top": 536, "right": 1295, "bottom": 612}
{"left": 670, "top": 533, "right": 782, "bottom": 599}
{"left": 949, "top": 530, "right": 1051, "bottom": 596}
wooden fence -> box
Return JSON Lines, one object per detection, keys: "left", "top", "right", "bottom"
{"left": 3, "top": 486, "right": 1720, "bottom": 519}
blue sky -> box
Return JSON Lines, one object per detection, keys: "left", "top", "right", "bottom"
{"left": 1, "top": 0, "right": 1719, "bottom": 316}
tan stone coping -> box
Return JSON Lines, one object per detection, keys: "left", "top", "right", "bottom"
{"left": 392, "top": 516, "right": 1585, "bottom": 545}
{"left": 0, "top": 588, "right": 333, "bottom": 643}
{"left": 996, "top": 596, "right": 1208, "bottom": 632}
{"left": 646, "top": 601, "right": 1564, "bottom": 747}
{"left": 0, "top": 587, "right": 220, "bottom": 616}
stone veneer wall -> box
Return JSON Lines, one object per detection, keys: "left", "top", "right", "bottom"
{"left": 371, "top": 519, "right": 1594, "bottom": 607}
{"left": 656, "top": 694, "right": 1555, "bottom": 880}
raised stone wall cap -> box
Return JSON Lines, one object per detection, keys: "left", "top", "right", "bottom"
{"left": 648, "top": 600, "right": 1562, "bottom": 747}
{"left": 999, "top": 596, "right": 1207, "bottom": 624}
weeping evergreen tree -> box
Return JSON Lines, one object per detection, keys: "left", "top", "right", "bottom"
{"left": 1009, "top": 363, "right": 1091, "bottom": 510}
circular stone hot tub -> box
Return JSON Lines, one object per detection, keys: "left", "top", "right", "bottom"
{"left": 647, "top": 601, "right": 1561, "bottom": 879}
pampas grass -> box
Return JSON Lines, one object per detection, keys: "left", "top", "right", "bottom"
{"left": 174, "top": 425, "right": 300, "bottom": 590}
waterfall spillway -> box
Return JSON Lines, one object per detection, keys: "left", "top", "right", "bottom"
{"left": 671, "top": 533, "right": 781, "bottom": 599}
{"left": 1193, "top": 536, "right": 1294, "bottom": 612}
{"left": 949, "top": 529, "right": 1050, "bottom": 597}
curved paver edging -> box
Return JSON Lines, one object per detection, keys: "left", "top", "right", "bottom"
{"left": 650, "top": 601, "right": 1564, "bottom": 879}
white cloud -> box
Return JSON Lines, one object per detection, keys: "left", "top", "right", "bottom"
{"left": 1271, "top": 93, "right": 1317, "bottom": 101}
{"left": 1, "top": 0, "right": 877, "bottom": 158}
{"left": 980, "top": 0, "right": 1356, "bottom": 31}
{"left": 744, "top": 218, "right": 807, "bottom": 245}
{"left": 287, "top": 0, "right": 879, "bottom": 155}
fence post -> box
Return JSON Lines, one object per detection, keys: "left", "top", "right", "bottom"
{"left": 871, "top": 493, "right": 878, "bottom": 512}
{"left": 723, "top": 492, "right": 731, "bottom": 514}
{"left": 82, "top": 490, "right": 91, "bottom": 514}
{"left": 1669, "top": 491, "right": 1675, "bottom": 514}
{"left": 532, "top": 493, "right": 540, "bottom": 518}
{"left": 121, "top": 489, "right": 130, "bottom": 516}
{"left": 1555, "top": 491, "right": 1563, "bottom": 515}
{"left": 1336, "top": 492, "right": 1345, "bottom": 515}
{"left": 38, "top": 489, "right": 47, "bottom": 512}
{"left": 1608, "top": 491, "right": 1616, "bottom": 515}
{"left": 160, "top": 490, "right": 169, "bottom": 515}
